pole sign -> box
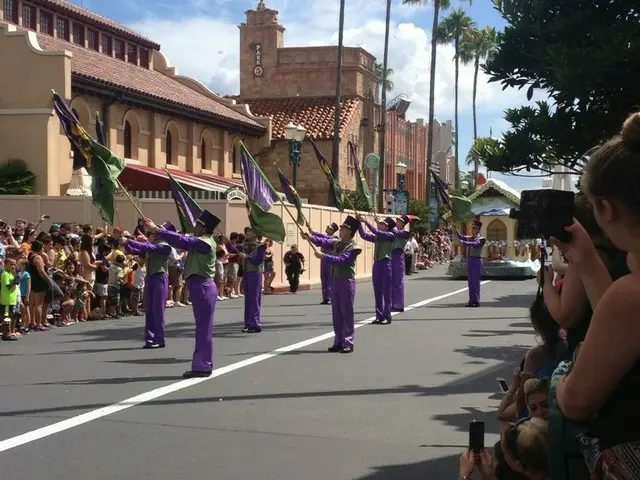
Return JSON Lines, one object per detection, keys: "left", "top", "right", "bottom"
{"left": 394, "top": 190, "right": 409, "bottom": 215}
{"left": 364, "top": 153, "right": 380, "bottom": 207}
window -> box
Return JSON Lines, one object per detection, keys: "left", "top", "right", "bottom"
{"left": 22, "top": 3, "right": 36, "bottom": 29}
{"left": 73, "top": 23, "right": 84, "bottom": 46}
{"left": 56, "top": 17, "right": 69, "bottom": 40}
{"left": 87, "top": 29, "right": 99, "bottom": 51}
{"left": 165, "top": 131, "right": 173, "bottom": 164}
{"left": 232, "top": 145, "right": 239, "bottom": 174}
{"left": 201, "top": 140, "right": 207, "bottom": 170}
{"left": 39, "top": 10, "right": 53, "bottom": 35}
{"left": 139, "top": 48, "right": 149, "bottom": 68}
{"left": 101, "top": 34, "right": 112, "bottom": 55}
{"left": 3, "top": 0, "right": 17, "bottom": 23}
{"left": 114, "top": 39, "right": 125, "bottom": 60}
{"left": 124, "top": 121, "right": 132, "bottom": 159}
{"left": 127, "top": 44, "right": 137, "bottom": 65}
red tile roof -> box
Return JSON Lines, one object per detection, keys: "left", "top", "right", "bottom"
{"left": 37, "top": 34, "right": 266, "bottom": 132}
{"left": 119, "top": 163, "right": 242, "bottom": 193}
{"left": 35, "top": 0, "right": 160, "bottom": 49}
{"left": 244, "top": 97, "right": 360, "bottom": 140}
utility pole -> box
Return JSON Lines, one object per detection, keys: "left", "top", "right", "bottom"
{"left": 331, "top": 0, "right": 346, "bottom": 206}
{"left": 377, "top": 0, "right": 392, "bottom": 214}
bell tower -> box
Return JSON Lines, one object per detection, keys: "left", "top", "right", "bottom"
{"left": 238, "top": 0, "right": 285, "bottom": 99}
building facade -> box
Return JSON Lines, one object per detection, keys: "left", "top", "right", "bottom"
{"left": 0, "top": 0, "right": 272, "bottom": 197}
{"left": 430, "top": 119, "right": 456, "bottom": 186}
{"left": 237, "top": 1, "right": 381, "bottom": 206}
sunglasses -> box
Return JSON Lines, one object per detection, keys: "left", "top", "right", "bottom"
{"left": 504, "top": 417, "right": 532, "bottom": 467}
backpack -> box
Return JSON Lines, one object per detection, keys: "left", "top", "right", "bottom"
{"left": 549, "top": 360, "right": 591, "bottom": 480}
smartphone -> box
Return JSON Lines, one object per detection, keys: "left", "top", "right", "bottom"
{"left": 469, "top": 420, "right": 485, "bottom": 452}
{"left": 497, "top": 377, "right": 510, "bottom": 393}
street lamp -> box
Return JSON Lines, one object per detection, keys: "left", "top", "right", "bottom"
{"left": 396, "top": 161, "right": 408, "bottom": 191}
{"left": 284, "top": 122, "right": 306, "bottom": 188}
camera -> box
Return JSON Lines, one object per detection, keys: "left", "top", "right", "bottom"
{"left": 509, "top": 189, "right": 575, "bottom": 242}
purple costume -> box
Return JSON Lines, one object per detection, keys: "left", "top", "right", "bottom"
{"left": 125, "top": 239, "right": 171, "bottom": 346}
{"left": 359, "top": 220, "right": 395, "bottom": 322}
{"left": 312, "top": 231, "right": 336, "bottom": 303}
{"left": 228, "top": 242, "right": 266, "bottom": 331}
{"left": 309, "top": 233, "right": 362, "bottom": 350}
{"left": 156, "top": 229, "right": 217, "bottom": 374}
{"left": 390, "top": 228, "right": 411, "bottom": 311}
{"left": 456, "top": 231, "right": 485, "bottom": 305}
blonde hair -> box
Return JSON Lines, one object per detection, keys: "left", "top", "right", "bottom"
{"left": 582, "top": 112, "right": 640, "bottom": 218}
{"left": 524, "top": 378, "right": 550, "bottom": 404}
{"left": 515, "top": 417, "right": 549, "bottom": 474}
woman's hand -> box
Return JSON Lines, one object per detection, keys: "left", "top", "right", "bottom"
{"left": 458, "top": 449, "right": 476, "bottom": 478}
{"left": 314, "top": 251, "right": 323, "bottom": 259}
{"left": 542, "top": 265, "right": 554, "bottom": 285}
{"left": 142, "top": 218, "right": 159, "bottom": 234}
{"left": 478, "top": 449, "right": 496, "bottom": 479}
{"left": 300, "top": 232, "right": 310, "bottom": 240}
{"left": 551, "top": 219, "right": 596, "bottom": 265}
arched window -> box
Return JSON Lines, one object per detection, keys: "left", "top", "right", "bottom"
{"left": 166, "top": 130, "right": 173, "bottom": 164}
{"left": 201, "top": 139, "right": 207, "bottom": 169}
{"left": 486, "top": 219, "right": 508, "bottom": 241}
{"left": 124, "top": 120, "right": 132, "bottom": 158}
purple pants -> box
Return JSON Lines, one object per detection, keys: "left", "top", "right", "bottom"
{"left": 144, "top": 273, "right": 168, "bottom": 345}
{"left": 187, "top": 276, "right": 217, "bottom": 373}
{"left": 242, "top": 270, "right": 262, "bottom": 328}
{"left": 390, "top": 250, "right": 405, "bottom": 311}
{"left": 467, "top": 256, "right": 483, "bottom": 304}
{"left": 373, "top": 258, "right": 392, "bottom": 320}
{"left": 331, "top": 277, "right": 355, "bottom": 348}
{"left": 320, "top": 257, "right": 332, "bottom": 302}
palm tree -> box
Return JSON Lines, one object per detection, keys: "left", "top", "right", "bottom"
{"left": 374, "top": 61, "right": 395, "bottom": 94}
{"left": 463, "top": 26, "right": 498, "bottom": 187}
{"left": 435, "top": 8, "right": 476, "bottom": 190}
{"left": 402, "top": 0, "right": 472, "bottom": 200}
{"left": 0, "top": 159, "right": 36, "bottom": 194}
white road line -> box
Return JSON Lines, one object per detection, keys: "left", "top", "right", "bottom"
{"left": 0, "top": 280, "right": 491, "bottom": 453}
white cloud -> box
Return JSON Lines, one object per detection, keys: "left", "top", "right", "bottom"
{"left": 130, "top": 0, "right": 532, "bottom": 121}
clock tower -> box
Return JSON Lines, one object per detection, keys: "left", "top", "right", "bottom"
{"left": 238, "top": 1, "right": 285, "bottom": 100}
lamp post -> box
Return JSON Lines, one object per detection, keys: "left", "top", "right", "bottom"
{"left": 284, "top": 122, "right": 306, "bottom": 188}
{"left": 396, "top": 161, "right": 408, "bottom": 191}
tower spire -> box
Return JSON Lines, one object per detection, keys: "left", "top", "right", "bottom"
{"left": 257, "top": 0, "right": 266, "bottom": 11}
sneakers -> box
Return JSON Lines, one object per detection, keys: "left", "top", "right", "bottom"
{"left": 229, "top": 293, "right": 239, "bottom": 299}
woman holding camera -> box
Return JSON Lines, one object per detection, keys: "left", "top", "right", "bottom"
{"left": 554, "top": 113, "right": 640, "bottom": 478}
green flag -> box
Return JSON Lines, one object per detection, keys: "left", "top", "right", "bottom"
{"left": 451, "top": 195, "right": 474, "bottom": 222}
{"left": 348, "top": 141, "right": 373, "bottom": 211}
{"left": 246, "top": 196, "right": 286, "bottom": 243}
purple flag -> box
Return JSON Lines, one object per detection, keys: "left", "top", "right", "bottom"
{"left": 166, "top": 169, "right": 202, "bottom": 234}
{"left": 240, "top": 143, "right": 278, "bottom": 211}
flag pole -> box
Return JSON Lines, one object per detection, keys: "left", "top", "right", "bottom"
{"left": 275, "top": 195, "right": 319, "bottom": 254}
{"left": 116, "top": 178, "right": 145, "bottom": 218}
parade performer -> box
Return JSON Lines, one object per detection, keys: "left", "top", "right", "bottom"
{"left": 124, "top": 222, "right": 173, "bottom": 349}
{"left": 307, "top": 221, "right": 339, "bottom": 304}
{"left": 358, "top": 215, "right": 395, "bottom": 325}
{"left": 456, "top": 220, "right": 486, "bottom": 307}
{"left": 144, "top": 211, "right": 220, "bottom": 378}
{"left": 227, "top": 227, "right": 267, "bottom": 333}
{"left": 303, "top": 216, "right": 362, "bottom": 353}
{"left": 390, "top": 215, "right": 415, "bottom": 312}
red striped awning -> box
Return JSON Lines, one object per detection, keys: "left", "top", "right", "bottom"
{"left": 118, "top": 163, "right": 242, "bottom": 193}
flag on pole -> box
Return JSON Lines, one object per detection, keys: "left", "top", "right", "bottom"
{"left": 429, "top": 168, "right": 473, "bottom": 221}
{"left": 276, "top": 166, "right": 305, "bottom": 225}
{"left": 429, "top": 169, "right": 451, "bottom": 209}
{"left": 166, "top": 169, "right": 203, "bottom": 234}
{"left": 348, "top": 141, "right": 373, "bottom": 211}
{"left": 52, "top": 91, "right": 125, "bottom": 225}
{"left": 239, "top": 143, "right": 286, "bottom": 242}
{"left": 309, "top": 139, "right": 344, "bottom": 211}
{"left": 95, "top": 112, "right": 105, "bottom": 146}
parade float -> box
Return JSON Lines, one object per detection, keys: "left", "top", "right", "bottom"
{"left": 446, "top": 179, "right": 540, "bottom": 279}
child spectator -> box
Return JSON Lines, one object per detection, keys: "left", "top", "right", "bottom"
{"left": 73, "top": 282, "right": 94, "bottom": 323}
{"left": 94, "top": 243, "right": 111, "bottom": 318}
{"left": 1, "top": 257, "right": 20, "bottom": 341}
{"left": 215, "top": 249, "right": 226, "bottom": 301}
{"left": 130, "top": 259, "right": 145, "bottom": 316}
{"left": 107, "top": 255, "right": 125, "bottom": 318}
{"left": 18, "top": 258, "right": 31, "bottom": 332}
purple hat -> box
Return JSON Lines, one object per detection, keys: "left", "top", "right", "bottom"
{"left": 328, "top": 222, "right": 339, "bottom": 232}
{"left": 382, "top": 216, "right": 396, "bottom": 230}
{"left": 161, "top": 221, "right": 176, "bottom": 232}
{"left": 341, "top": 215, "right": 360, "bottom": 234}
{"left": 197, "top": 210, "right": 221, "bottom": 232}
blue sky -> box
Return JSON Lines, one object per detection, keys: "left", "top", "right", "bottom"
{"left": 76, "top": 0, "right": 546, "bottom": 191}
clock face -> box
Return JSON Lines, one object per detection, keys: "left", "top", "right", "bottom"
{"left": 254, "top": 66, "right": 264, "bottom": 77}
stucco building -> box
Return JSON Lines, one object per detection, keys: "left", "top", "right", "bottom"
{"left": 0, "top": 0, "right": 272, "bottom": 197}
{"left": 235, "top": 1, "right": 381, "bottom": 205}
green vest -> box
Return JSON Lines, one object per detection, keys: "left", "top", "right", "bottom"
{"left": 321, "top": 235, "right": 337, "bottom": 254}
{"left": 332, "top": 241, "right": 362, "bottom": 279}
{"left": 392, "top": 234, "right": 408, "bottom": 252}
{"left": 243, "top": 243, "right": 264, "bottom": 273}
{"left": 183, "top": 236, "right": 216, "bottom": 279}
{"left": 468, "top": 238, "right": 485, "bottom": 257}
{"left": 374, "top": 237, "right": 393, "bottom": 261}
{"left": 146, "top": 242, "right": 170, "bottom": 276}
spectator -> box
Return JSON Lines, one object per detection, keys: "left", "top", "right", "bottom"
{"left": 107, "top": 254, "right": 125, "bottom": 318}
{"left": 263, "top": 240, "right": 275, "bottom": 294}
{"left": 1, "top": 257, "right": 20, "bottom": 341}
{"left": 283, "top": 244, "right": 305, "bottom": 294}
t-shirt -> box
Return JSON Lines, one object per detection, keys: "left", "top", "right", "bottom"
{"left": 20, "top": 271, "right": 30, "bottom": 297}
{"left": 54, "top": 249, "right": 67, "bottom": 269}
{"left": 108, "top": 264, "right": 124, "bottom": 286}
{"left": 132, "top": 268, "right": 145, "bottom": 289}
{"left": 0, "top": 270, "right": 18, "bottom": 306}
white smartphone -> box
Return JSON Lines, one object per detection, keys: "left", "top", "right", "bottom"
{"left": 497, "top": 377, "right": 509, "bottom": 393}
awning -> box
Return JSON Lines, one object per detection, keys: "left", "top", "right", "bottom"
{"left": 118, "top": 163, "right": 242, "bottom": 193}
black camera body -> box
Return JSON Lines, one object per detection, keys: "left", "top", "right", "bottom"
{"left": 509, "top": 189, "right": 575, "bottom": 242}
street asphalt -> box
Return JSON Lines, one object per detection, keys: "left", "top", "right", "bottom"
{"left": 0, "top": 265, "right": 538, "bottom": 480}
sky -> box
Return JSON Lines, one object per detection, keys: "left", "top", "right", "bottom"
{"left": 75, "top": 0, "right": 549, "bottom": 191}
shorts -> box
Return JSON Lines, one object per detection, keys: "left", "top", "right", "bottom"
{"left": 94, "top": 283, "right": 108, "bottom": 297}
{"left": 225, "top": 263, "right": 238, "bottom": 283}
{"left": 0, "top": 305, "right": 15, "bottom": 319}
{"left": 264, "top": 261, "right": 274, "bottom": 273}
{"left": 45, "top": 283, "right": 64, "bottom": 304}
{"left": 107, "top": 285, "right": 120, "bottom": 306}
{"left": 168, "top": 266, "right": 183, "bottom": 287}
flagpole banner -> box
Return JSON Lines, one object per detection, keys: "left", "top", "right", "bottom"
{"left": 166, "top": 169, "right": 203, "bottom": 234}
{"left": 348, "top": 141, "right": 373, "bottom": 211}
{"left": 276, "top": 166, "right": 305, "bottom": 225}
{"left": 309, "top": 139, "right": 344, "bottom": 212}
